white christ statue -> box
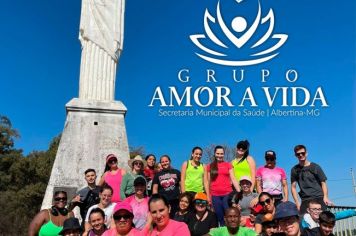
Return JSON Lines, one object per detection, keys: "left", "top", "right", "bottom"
{"left": 78, "top": 0, "right": 125, "bottom": 101}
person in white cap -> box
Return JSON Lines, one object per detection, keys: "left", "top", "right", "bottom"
{"left": 228, "top": 176, "right": 258, "bottom": 227}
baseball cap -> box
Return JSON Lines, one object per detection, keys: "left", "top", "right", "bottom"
{"left": 113, "top": 202, "right": 133, "bottom": 216}
{"left": 194, "top": 192, "right": 208, "bottom": 201}
{"left": 134, "top": 176, "right": 147, "bottom": 186}
{"left": 274, "top": 201, "right": 298, "bottom": 220}
{"left": 239, "top": 176, "right": 252, "bottom": 184}
{"left": 265, "top": 150, "right": 276, "bottom": 159}
{"left": 106, "top": 154, "right": 117, "bottom": 163}
{"left": 58, "top": 217, "right": 82, "bottom": 235}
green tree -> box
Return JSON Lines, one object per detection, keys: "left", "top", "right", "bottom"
{"left": 0, "top": 115, "right": 23, "bottom": 193}
{"left": 0, "top": 115, "right": 148, "bottom": 235}
{"left": 0, "top": 115, "right": 60, "bottom": 235}
{"left": 0, "top": 115, "right": 20, "bottom": 155}
{"left": 0, "top": 137, "right": 60, "bottom": 235}
{"left": 129, "top": 146, "right": 145, "bottom": 159}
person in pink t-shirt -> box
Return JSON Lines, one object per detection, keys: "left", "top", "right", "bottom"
{"left": 123, "top": 176, "right": 149, "bottom": 230}
{"left": 148, "top": 194, "right": 190, "bottom": 236}
{"left": 206, "top": 145, "right": 240, "bottom": 226}
{"left": 99, "top": 154, "right": 126, "bottom": 203}
{"left": 256, "top": 150, "right": 288, "bottom": 206}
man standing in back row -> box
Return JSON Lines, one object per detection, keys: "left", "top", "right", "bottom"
{"left": 69, "top": 169, "right": 100, "bottom": 224}
{"left": 291, "top": 145, "right": 332, "bottom": 214}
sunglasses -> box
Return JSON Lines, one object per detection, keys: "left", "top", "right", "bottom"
{"left": 259, "top": 198, "right": 272, "bottom": 206}
{"left": 265, "top": 157, "right": 276, "bottom": 162}
{"left": 195, "top": 200, "right": 208, "bottom": 205}
{"left": 113, "top": 214, "right": 132, "bottom": 221}
{"left": 54, "top": 197, "right": 67, "bottom": 202}
{"left": 295, "top": 151, "right": 306, "bottom": 157}
{"left": 108, "top": 159, "right": 117, "bottom": 164}
{"left": 240, "top": 181, "right": 251, "bottom": 186}
{"left": 133, "top": 162, "right": 143, "bottom": 166}
{"left": 237, "top": 145, "right": 247, "bottom": 150}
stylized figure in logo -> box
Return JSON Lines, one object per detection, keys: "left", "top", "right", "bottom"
{"left": 190, "top": 0, "right": 288, "bottom": 66}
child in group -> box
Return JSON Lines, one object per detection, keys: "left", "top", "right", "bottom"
{"left": 302, "top": 200, "right": 356, "bottom": 229}
{"left": 302, "top": 211, "right": 336, "bottom": 236}
{"left": 173, "top": 192, "right": 193, "bottom": 222}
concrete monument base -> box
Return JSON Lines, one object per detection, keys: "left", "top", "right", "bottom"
{"left": 41, "top": 98, "right": 130, "bottom": 209}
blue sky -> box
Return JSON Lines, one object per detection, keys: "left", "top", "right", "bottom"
{"left": 0, "top": 0, "right": 355, "bottom": 206}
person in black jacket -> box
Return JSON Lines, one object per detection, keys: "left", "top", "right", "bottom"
{"left": 185, "top": 192, "right": 218, "bottom": 236}
{"left": 69, "top": 169, "right": 100, "bottom": 225}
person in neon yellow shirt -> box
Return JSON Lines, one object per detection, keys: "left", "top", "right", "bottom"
{"left": 231, "top": 140, "right": 256, "bottom": 192}
{"left": 180, "top": 146, "right": 210, "bottom": 201}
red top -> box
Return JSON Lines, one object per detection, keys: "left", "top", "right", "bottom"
{"left": 143, "top": 167, "right": 155, "bottom": 180}
{"left": 207, "top": 162, "right": 233, "bottom": 196}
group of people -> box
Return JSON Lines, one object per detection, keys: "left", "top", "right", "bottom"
{"left": 28, "top": 141, "right": 356, "bottom": 236}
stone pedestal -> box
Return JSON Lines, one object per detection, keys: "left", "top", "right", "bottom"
{"left": 41, "top": 98, "right": 129, "bottom": 209}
